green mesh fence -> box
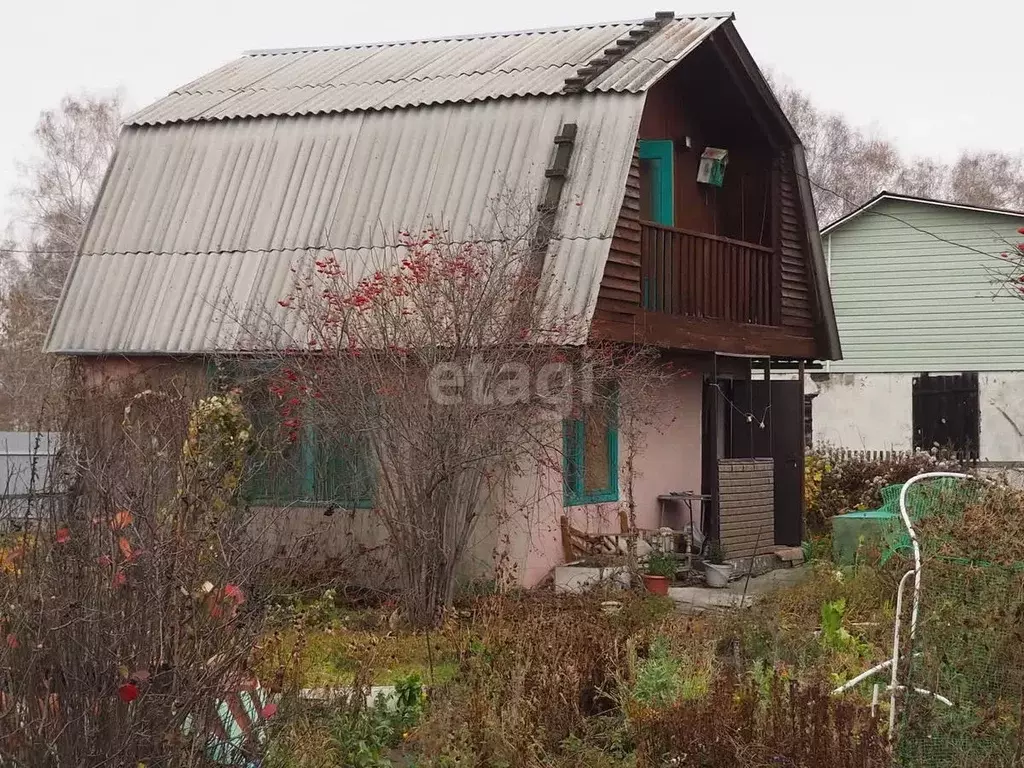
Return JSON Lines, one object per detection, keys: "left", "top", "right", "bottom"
{"left": 881, "top": 477, "right": 981, "bottom": 564}
{"left": 886, "top": 475, "right": 1024, "bottom": 767}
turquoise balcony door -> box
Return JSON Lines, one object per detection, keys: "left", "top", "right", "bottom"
{"left": 639, "top": 139, "right": 674, "bottom": 309}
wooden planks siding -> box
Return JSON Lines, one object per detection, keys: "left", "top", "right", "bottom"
{"left": 596, "top": 148, "right": 642, "bottom": 319}
{"left": 592, "top": 148, "right": 824, "bottom": 359}
{"left": 778, "top": 156, "right": 814, "bottom": 330}
{"left": 717, "top": 458, "right": 775, "bottom": 558}
{"left": 640, "top": 223, "right": 774, "bottom": 323}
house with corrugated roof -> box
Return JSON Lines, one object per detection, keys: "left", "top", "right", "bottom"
{"left": 47, "top": 11, "right": 839, "bottom": 585}
{"left": 808, "top": 192, "right": 1024, "bottom": 469}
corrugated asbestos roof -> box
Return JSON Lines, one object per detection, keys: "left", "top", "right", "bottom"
{"left": 48, "top": 14, "right": 735, "bottom": 354}
{"left": 128, "top": 15, "right": 730, "bottom": 125}
{"left": 50, "top": 93, "right": 644, "bottom": 353}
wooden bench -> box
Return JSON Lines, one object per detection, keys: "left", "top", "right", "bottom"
{"left": 559, "top": 510, "right": 632, "bottom": 562}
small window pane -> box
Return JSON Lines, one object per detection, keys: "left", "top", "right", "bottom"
{"left": 583, "top": 404, "right": 611, "bottom": 494}
{"left": 314, "top": 431, "right": 375, "bottom": 508}
{"left": 639, "top": 158, "right": 655, "bottom": 221}
{"left": 246, "top": 407, "right": 304, "bottom": 502}
{"left": 564, "top": 420, "right": 582, "bottom": 496}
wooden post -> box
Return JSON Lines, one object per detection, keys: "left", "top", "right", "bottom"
{"left": 797, "top": 359, "right": 806, "bottom": 543}
{"left": 701, "top": 376, "right": 721, "bottom": 544}
{"left": 770, "top": 159, "right": 782, "bottom": 326}
{"left": 560, "top": 516, "right": 574, "bottom": 563}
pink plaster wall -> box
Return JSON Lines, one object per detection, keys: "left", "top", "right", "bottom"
{"left": 77, "top": 356, "right": 704, "bottom": 589}
{"left": 78, "top": 356, "right": 205, "bottom": 393}
{"left": 501, "top": 368, "right": 704, "bottom": 588}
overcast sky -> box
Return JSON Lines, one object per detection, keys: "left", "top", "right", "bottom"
{"left": 2, "top": 0, "right": 1022, "bottom": 233}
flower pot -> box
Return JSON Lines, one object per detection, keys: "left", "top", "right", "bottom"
{"left": 704, "top": 562, "right": 734, "bottom": 588}
{"left": 642, "top": 574, "right": 669, "bottom": 596}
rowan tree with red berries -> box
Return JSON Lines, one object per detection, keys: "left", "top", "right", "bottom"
{"left": 231, "top": 210, "right": 671, "bottom": 628}
{"left": 998, "top": 226, "right": 1024, "bottom": 298}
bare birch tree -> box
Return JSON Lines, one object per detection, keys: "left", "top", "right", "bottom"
{"left": 769, "top": 75, "right": 1024, "bottom": 223}
{"left": 0, "top": 93, "right": 122, "bottom": 426}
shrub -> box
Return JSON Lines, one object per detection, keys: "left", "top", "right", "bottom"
{"left": 0, "top": 384, "right": 311, "bottom": 766}
{"left": 804, "top": 447, "right": 963, "bottom": 533}
{"left": 632, "top": 674, "right": 886, "bottom": 767}
{"left": 265, "top": 674, "right": 424, "bottom": 768}
{"left": 630, "top": 635, "right": 714, "bottom": 707}
{"left": 893, "top": 482, "right": 1024, "bottom": 764}
{"left": 413, "top": 591, "right": 673, "bottom": 766}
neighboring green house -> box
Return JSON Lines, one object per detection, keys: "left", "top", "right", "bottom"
{"left": 808, "top": 192, "right": 1024, "bottom": 464}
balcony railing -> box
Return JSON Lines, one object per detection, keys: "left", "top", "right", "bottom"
{"left": 640, "top": 221, "right": 775, "bottom": 325}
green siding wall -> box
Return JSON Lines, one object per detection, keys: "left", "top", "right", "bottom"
{"left": 827, "top": 199, "right": 1024, "bottom": 373}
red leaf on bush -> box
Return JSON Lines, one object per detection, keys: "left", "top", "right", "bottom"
{"left": 55, "top": 528, "right": 70, "bottom": 544}
{"left": 97, "top": 554, "right": 113, "bottom": 567}
{"left": 262, "top": 702, "right": 278, "bottom": 718}
{"left": 223, "top": 583, "right": 245, "bottom": 604}
{"left": 112, "top": 570, "right": 127, "bottom": 589}
{"left": 117, "top": 682, "right": 138, "bottom": 702}
{"left": 5, "top": 634, "right": 17, "bottom": 649}
{"left": 111, "top": 510, "right": 133, "bottom": 530}
{"left": 118, "top": 537, "right": 133, "bottom": 561}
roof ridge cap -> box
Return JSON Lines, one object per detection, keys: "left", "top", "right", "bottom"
{"left": 242, "top": 13, "right": 733, "bottom": 56}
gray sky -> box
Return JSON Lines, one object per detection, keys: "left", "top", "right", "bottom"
{"left": 2, "top": 0, "right": 1022, "bottom": 233}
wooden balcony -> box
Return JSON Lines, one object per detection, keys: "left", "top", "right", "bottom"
{"left": 640, "top": 221, "right": 776, "bottom": 326}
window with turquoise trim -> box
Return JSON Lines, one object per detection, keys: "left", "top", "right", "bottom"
{"left": 563, "top": 382, "right": 619, "bottom": 506}
{"left": 245, "top": 410, "right": 375, "bottom": 509}
{"left": 209, "top": 362, "right": 375, "bottom": 508}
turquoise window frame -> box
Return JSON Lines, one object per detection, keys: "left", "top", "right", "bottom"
{"left": 307, "top": 428, "right": 376, "bottom": 510}
{"left": 205, "top": 359, "right": 375, "bottom": 509}
{"left": 562, "top": 389, "right": 619, "bottom": 506}
{"left": 639, "top": 140, "right": 674, "bottom": 309}
{"left": 638, "top": 139, "right": 674, "bottom": 226}
{"left": 246, "top": 423, "right": 376, "bottom": 510}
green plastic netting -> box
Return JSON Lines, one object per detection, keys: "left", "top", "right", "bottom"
{"left": 886, "top": 475, "right": 1024, "bottom": 767}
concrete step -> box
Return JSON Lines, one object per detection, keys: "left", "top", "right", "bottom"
{"left": 772, "top": 545, "right": 806, "bottom": 566}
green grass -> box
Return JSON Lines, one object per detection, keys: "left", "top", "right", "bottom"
{"left": 268, "top": 625, "right": 459, "bottom": 688}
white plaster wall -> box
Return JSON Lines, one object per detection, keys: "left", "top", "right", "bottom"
{"left": 809, "top": 373, "right": 914, "bottom": 451}
{"left": 979, "top": 373, "right": 1024, "bottom": 462}
{"left": 808, "top": 372, "right": 1024, "bottom": 464}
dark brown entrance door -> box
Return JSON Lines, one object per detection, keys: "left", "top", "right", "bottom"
{"left": 726, "top": 379, "right": 804, "bottom": 547}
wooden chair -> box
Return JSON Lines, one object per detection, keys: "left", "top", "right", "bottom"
{"left": 559, "top": 509, "right": 631, "bottom": 563}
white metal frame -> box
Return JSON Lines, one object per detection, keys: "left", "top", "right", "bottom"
{"left": 832, "top": 471, "right": 970, "bottom": 741}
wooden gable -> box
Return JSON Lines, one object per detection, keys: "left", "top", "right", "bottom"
{"left": 589, "top": 24, "right": 837, "bottom": 362}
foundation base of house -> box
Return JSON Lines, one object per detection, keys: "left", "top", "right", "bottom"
{"left": 553, "top": 564, "right": 631, "bottom": 594}
{"left": 669, "top": 564, "right": 809, "bottom": 613}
